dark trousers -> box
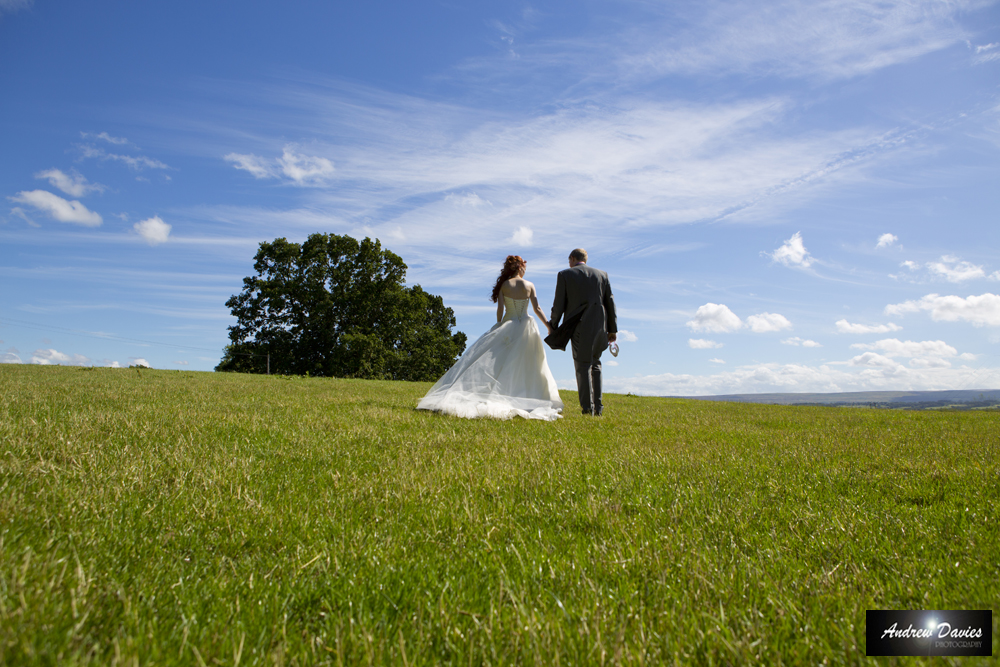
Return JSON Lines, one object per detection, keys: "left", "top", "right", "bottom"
{"left": 574, "top": 352, "right": 603, "bottom": 414}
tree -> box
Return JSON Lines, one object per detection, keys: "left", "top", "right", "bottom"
{"left": 216, "top": 234, "right": 467, "bottom": 380}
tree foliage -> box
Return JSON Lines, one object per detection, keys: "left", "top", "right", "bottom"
{"left": 216, "top": 234, "right": 466, "bottom": 380}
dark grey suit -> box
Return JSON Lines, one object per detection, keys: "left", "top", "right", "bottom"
{"left": 550, "top": 264, "right": 617, "bottom": 414}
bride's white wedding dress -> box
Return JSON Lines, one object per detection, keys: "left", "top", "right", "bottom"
{"left": 417, "top": 296, "right": 564, "bottom": 420}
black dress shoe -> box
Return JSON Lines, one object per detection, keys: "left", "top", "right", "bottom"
{"left": 582, "top": 408, "right": 593, "bottom": 416}
{"left": 593, "top": 409, "right": 603, "bottom": 417}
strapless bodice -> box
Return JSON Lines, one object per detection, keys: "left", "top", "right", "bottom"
{"left": 502, "top": 296, "right": 530, "bottom": 322}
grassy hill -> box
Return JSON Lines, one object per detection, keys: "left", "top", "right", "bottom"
{"left": 1, "top": 365, "right": 997, "bottom": 665}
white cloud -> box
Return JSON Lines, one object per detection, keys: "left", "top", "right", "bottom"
{"left": 616, "top": 329, "right": 638, "bottom": 342}
{"left": 926, "top": 255, "right": 986, "bottom": 283}
{"left": 768, "top": 231, "right": 813, "bottom": 267}
{"left": 990, "top": 271, "right": 1000, "bottom": 281}
{"left": 885, "top": 293, "right": 1000, "bottom": 326}
{"left": 34, "top": 169, "right": 104, "bottom": 197}
{"left": 0, "top": 0, "right": 32, "bottom": 15}
{"left": 782, "top": 337, "right": 821, "bottom": 347}
{"left": 80, "top": 131, "right": 131, "bottom": 145}
{"left": 850, "top": 338, "right": 957, "bottom": 359}
{"left": 447, "top": 192, "right": 490, "bottom": 207}
{"left": 510, "top": 225, "right": 533, "bottom": 246}
{"left": 79, "top": 145, "right": 169, "bottom": 171}
{"left": 174, "top": 360, "right": 189, "bottom": 365}
{"left": 746, "top": 312, "right": 792, "bottom": 333}
{"left": 133, "top": 215, "right": 172, "bottom": 245}
{"left": 687, "top": 303, "right": 742, "bottom": 333}
{"left": 9, "top": 207, "right": 39, "bottom": 227}
{"left": 909, "top": 357, "right": 951, "bottom": 369}
{"left": 901, "top": 260, "right": 919, "bottom": 271}
{"left": 849, "top": 352, "right": 904, "bottom": 370}
{"left": 200, "top": 81, "right": 924, "bottom": 265}
{"left": 626, "top": 0, "right": 976, "bottom": 81}
{"left": 225, "top": 152, "right": 274, "bottom": 179}
{"left": 131, "top": 358, "right": 151, "bottom": 368}
{"left": 105, "top": 360, "right": 121, "bottom": 368}
{"left": 876, "top": 233, "right": 898, "bottom": 248}
{"left": 0, "top": 352, "right": 21, "bottom": 364}
{"left": 279, "top": 147, "right": 334, "bottom": 184}
{"left": 604, "top": 361, "right": 1000, "bottom": 397}
{"left": 974, "top": 42, "right": 1000, "bottom": 63}
{"left": 835, "top": 319, "right": 902, "bottom": 334}
{"left": 225, "top": 146, "right": 335, "bottom": 185}
{"left": 31, "top": 348, "right": 90, "bottom": 366}
{"left": 709, "top": 358, "right": 725, "bottom": 364}
{"left": 8, "top": 190, "right": 102, "bottom": 226}
{"left": 689, "top": 338, "right": 723, "bottom": 349}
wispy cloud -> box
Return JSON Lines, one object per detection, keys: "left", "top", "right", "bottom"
{"left": 279, "top": 146, "right": 334, "bottom": 184}
{"left": 8, "top": 190, "right": 102, "bottom": 226}
{"left": 782, "top": 337, "right": 821, "bottom": 347}
{"left": 689, "top": 338, "right": 723, "bottom": 349}
{"left": 0, "top": 0, "right": 32, "bottom": 17}
{"left": 876, "top": 232, "right": 898, "bottom": 249}
{"left": 225, "top": 145, "right": 334, "bottom": 185}
{"left": 80, "top": 131, "right": 133, "bottom": 146}
{"left": 973, "top": 41, "right": 1000, "bottom": 63}
{"left": 835, "top": 319, "right": 901, "bottom": 334}
{"left": 893, "top": 256, "right": 996, "bottom": 284}
{"left": 621, "top": 0, "right": 982, "bottom": 82}
{"left": 224, "top": 152, "right": 273, "bottom": 179}
{"left": 78, "top": 145, "right": 170, "bottom": 171}
{"left": 926, "top": 255, "right": 986, "bottom": 282}
{"left": 34, "top": 168, "right": 105, "bottom": 197}
{"left": 9, "top": 207, "right": 39, "bottom": 227}
{"left": 190, "top": 77, "right": 919, "bottom": 286}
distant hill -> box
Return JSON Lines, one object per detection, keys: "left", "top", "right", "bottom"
{"left": 682, "top": 389, "right": 1000, "bottom": 409}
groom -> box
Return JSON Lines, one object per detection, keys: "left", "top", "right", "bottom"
{"left": 548, "top": 248, "right": 617, "bottom": 416}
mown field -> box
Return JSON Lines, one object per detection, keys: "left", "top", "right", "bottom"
{"left": 0, "top": 365, "right": 996, "bottom": 665}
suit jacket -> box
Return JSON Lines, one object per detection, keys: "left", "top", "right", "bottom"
{"left": 548, "top": 264, "right": 617, "bottom": 358}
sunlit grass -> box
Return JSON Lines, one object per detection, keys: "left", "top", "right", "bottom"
{"left": 0, "top": 365, "right": 996, "bottom": 665}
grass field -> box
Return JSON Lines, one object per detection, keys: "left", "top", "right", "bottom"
{"left": 1, "top": 365, "right": 996, "bottom": 665}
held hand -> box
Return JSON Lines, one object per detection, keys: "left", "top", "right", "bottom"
{"left": 608, "top": 332, "right": 617, "bottom": 343}
{"left": 545, "top": 322, "right": 554, "bottom": 335}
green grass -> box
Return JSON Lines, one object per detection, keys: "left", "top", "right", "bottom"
{"left": 1, "top": 365, "right": 997, "bottom": 665}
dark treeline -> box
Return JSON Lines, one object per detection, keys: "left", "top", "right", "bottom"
{"left": 217, "top": 234, "right": 467, "bottom": 381}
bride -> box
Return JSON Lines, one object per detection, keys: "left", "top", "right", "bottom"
{"left": 417, "top": 255, "right": 564, "bottom": 420}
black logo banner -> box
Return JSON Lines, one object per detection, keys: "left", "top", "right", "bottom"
{"left": 866, "top": 610, "right": 992, "bottom": 657}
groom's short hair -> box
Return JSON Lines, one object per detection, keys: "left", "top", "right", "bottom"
{"left": 569, "top": 248, "right": 588, "bottom": 263}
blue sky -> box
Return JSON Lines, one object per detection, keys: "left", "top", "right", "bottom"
{"left": 2, "top": 0, "right": 999, "bottom": 395}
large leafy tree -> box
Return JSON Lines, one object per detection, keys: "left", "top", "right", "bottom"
{"left": 216, "top": 234, "right": 466, "bottom": 380}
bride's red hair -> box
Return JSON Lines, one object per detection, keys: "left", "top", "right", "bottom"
{"left": 490, "top": 255, "right": 526, "bottom": 303}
